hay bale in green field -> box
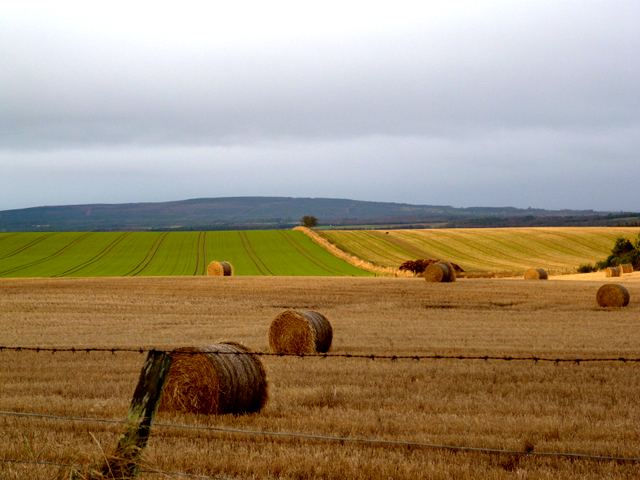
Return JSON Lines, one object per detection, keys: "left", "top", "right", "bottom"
{"left": 207, "top": 261, "right": 233, "bottom": 276}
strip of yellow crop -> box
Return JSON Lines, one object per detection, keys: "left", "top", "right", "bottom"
{"left": 317, "top": 227, "right": 640, "bottom": 274}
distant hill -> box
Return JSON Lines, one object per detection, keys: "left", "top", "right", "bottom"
{"left": 0, "top": 197, "right": 638, "bottom": 232}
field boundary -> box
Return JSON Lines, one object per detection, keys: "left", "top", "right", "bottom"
{"left": 293, "top": 227, "right": 410, "bottom": 277}
{"left": 2, "top": 345, "right": 639, "bottom": 364}
{"left": 278, "top": 231, "right": 346, "bottom": 276}
{"left": 3, "top": 409, "right": 640, "bottom": 467}
{"left": 3, "top": 348, "right": 640, "bottom": 478}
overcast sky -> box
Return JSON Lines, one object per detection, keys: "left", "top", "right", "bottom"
{"left": 1, "top": 1, "right": 638, "bottom": 212}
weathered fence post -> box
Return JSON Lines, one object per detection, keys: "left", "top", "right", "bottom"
{"left": 101, "top": 350, "right": 172, "bottom": 479}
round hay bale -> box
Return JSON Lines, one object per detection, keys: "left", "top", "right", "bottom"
{"left": 207, "top": 261, "right": 233, "bottom": 276}
{"left": 269, "top": 310, "right": 333, "bottom": 354}
{"left": 524, "top": 268, "right": 548, "bottom": 280}
{"left": 439, "top": 261, "right": 457, "bottom": 282}
{"left": 423, "top": 262, "right": 456, "bottom": 282}
{"left": 596, "top": 284, "right": 630, "bottom": 308}
{"left": 620, "top": 263, "right": 634, "bottom": 274}
{"left": 605, "top": 266, "right": 621, "bottom": 278}
{"left": 160, "top": 342, "right": 268, "bottom": 415}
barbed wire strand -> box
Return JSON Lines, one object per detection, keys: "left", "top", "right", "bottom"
{"left": 0, "top": 457, "right": 238, "bottom": 480}
{"left": 1, "top": 346, "right": 639, "bottom": 363}
{"left": 2, "top": 410, "right": 639, "bottom": 463}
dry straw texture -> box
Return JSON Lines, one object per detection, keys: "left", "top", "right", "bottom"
{"left": 269, "top": 310, "right": 333, "bottom": 354}
{"left": 207, "top": 261, "right": 234, "bottom": 276}
{"left": 605, "top": 266, "right": 621, "bottom": 278}
{"left": 596, "top": 283, "right": 630, "bottom": 308}
{"left": 160, "top": 342, "right": 268, "bottom": 415}
{"left": 423, "top": 262, "right": 456, "bottom": 283}
{"left": 620, "top": 263, "right": 634, "bottom": 274}
{"left": 523, "top": 268, "right": 548, "bottom": 280}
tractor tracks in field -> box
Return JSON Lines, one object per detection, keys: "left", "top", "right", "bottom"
{"left": 125, "top": 232, "right": 170, "bottom": 276}
{"left": 238, "top": 231, "right": 274, "bottom": 275}
{"left": 0, "top": 233, "right": 21, "bottom": 245}
{"left": 193, "top": 231, "right": 207, "bottom": 276}
{"left": 0, "top": 233, "right": 59, "bottom": 260}
{"left": 54, "top": 233, "right": 133, "bottom": 277}
{"left": 0, "top": 233, "right": 92, "bottom": 277}
{"left": 278, "top": 231, "right": 346, "bottom": 275}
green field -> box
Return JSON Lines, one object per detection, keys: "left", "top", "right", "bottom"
{"left": 0, "top": 231, "right": 373, "bottom": 278}
{"left": 317, "top": 227, "right": 640, "bottom": 274}
{"left": 3, "top": 227, "right": 639, "bottom": 278}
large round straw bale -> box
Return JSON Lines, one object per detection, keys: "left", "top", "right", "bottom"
{"left": 269, "top": 310, "right": 333, "bottom": 354}
{"left": 524, "top": 268, "right": 548, "bottom": 280}
{"left": 605, "top": 266, "right": 621, "bottom": 278}
{"left": 620, "top": 263, "right": 634, "bottom": 274}
{"left": 596, "top": 284, "right": 630, "bottom": 308}
{"left": 423, "top": 262, "right": 456, "bottom": 283}
{"left": 207, "top": 261, "right": 233, "bottom": 276}
{"left": 160, "top": 342, "right": 268, "bottom": 415}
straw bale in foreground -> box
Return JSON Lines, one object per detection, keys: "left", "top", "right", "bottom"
{"left": 596, "top": 284, "right": 630, "bottom": 308}
{"left": 269, "top": 310, "right": 333, "bottom": 354}
{"left": 423, "top": 262, "right": 456, "bottom": 283}
{"left": 207, "top": 261, "right": 234, "bottom": 276}
{"left": 160, "top": 342, "right": 267, "bottom": 415}
{"left": 620, "top": 263, "right": 634, "bottom": 274}
{"left": 524, "top": 268, "right": 548, "bottom": 280}
{"left": 605, "top": 267, "right": 621, "bottom": 278}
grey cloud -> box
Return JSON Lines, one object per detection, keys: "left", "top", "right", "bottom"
{"left": 2, "top": 124, "right": 638, "bottom": 211}
{"left": 1, "top": 1, "right": 639, "bottom": 151}
{"left": 1, "top": 1, "right": 639, "bottom": 212}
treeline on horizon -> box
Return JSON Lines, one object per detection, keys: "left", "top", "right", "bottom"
{"left": 0, "top": 196, "right": 638, "bottom": 232}
{"left": 1, "top": 213, "right": 639, "bottom": 232}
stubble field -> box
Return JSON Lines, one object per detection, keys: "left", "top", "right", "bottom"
{"left": 1, "top": 275, "right": 640, "bottom": 479}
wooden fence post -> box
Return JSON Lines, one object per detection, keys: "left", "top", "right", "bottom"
{"left": 101, "top": 350, "right": 173, "bottom": 479}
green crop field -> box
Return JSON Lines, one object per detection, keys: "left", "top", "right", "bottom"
{"left": 317, "top": 226, "right": 640, "bottom": 274}
{"left": 3, "top": 227, "right": 639, "bottom": 278}
{"left": 0, "top": 231, "right": 373, "bottom": 278}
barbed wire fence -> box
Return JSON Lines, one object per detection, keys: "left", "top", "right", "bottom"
{"left": 2, "top": 345, "right": 640, "bottom": 363}
{"left": 2, "top": 345, "right": 640, "bottom": 479}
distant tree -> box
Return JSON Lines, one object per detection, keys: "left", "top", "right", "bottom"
{"left": 301, "top": 215, "right": 318, "bottom": 228}
{"left": 612, "top": 237, "right": 634, "bottom": 256}
{"left": 576, "top": 263, "right": 597, "bottom": 273}
{"left": 595, "top": 234, "right": 640, "bottom": 271}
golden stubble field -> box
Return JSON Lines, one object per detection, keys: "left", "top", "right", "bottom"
{"left": 1, "top": 274, "right": 640, "bottom": 479}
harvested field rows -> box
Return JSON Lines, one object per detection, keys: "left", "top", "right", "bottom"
{"left": 1, "top": 276, "right": 639, "bottom": 479}
{"left": 0, "top": 231, "right": 372, "bottom": 278}
{"left": 318, "top": 227, "right": 640, "bottom": 274}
